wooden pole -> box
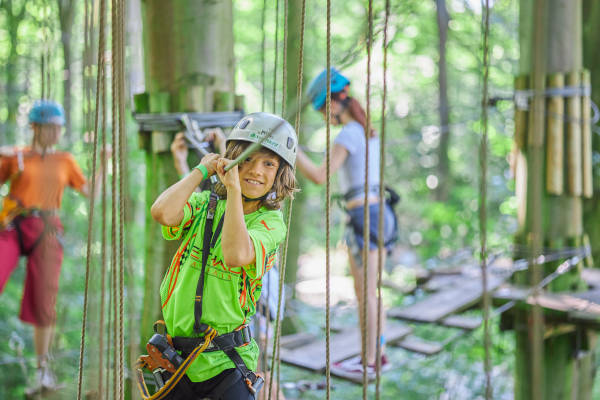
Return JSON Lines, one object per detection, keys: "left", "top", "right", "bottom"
{"left": 514, "top": 75, "right": 529, "bottom": 151}
{"left": 546, "top": 73, "right": 564, "bottom": 195}
{"left": 566, "top": 71, "right": 583, "bottom": 196}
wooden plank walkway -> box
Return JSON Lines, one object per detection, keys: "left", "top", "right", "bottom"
{"left": 388, "top": 274, "right": 506, "bottom": 323}
{"left": 279, "top": 323, "right": 412, "bottom": 372}
{"left": 441, "top": 314, "right": 482, "bottom": 330}
{"left": 494, "top": 285, "right": 600, "bottom": 326}
{"left": 395, "top": 336, "right": 444, "bottom": 355}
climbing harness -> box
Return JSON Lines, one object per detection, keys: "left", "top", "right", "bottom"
{"left": 136, "top": 191, "right": 264, "bottom": 399}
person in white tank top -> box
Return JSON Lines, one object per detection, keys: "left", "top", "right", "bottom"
{"left": 296, "top": 68, "right": 397, "bottom": 375}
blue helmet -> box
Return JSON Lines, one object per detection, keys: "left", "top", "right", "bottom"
{"left": 306, "top": 67, "right": 350, "bottom": 111}
{"left": 28, "top": 100, "right": 65, "bottom": 125}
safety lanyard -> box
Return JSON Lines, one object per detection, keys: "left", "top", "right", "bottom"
{"left": 193, "top": 191, "right": 224, "bottom": 334}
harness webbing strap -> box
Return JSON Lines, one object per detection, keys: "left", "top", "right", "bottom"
{"left": 193, "top": 191, "right": 222, "bottom": 334}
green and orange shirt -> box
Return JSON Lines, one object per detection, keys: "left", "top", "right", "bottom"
{"left": 160, "top": 190, "right": 286, "bottom": 382}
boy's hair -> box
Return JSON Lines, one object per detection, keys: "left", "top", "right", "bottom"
{"left": 214, "top": 140, "right": 299, "bottom": 210}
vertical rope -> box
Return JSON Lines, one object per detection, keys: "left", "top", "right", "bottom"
{"left": 117, "top": 0, "right": 126, "bottom": 397}
{"left": 261, "top": 0, "right": 267, "bottom": 111}
{"left": 76, "top": 0, "right": 106, "bottom": 396}
{"left": 98, "top": 34, "right": 108, "bottom": 398}
{"left": 361, "top": 0, "right": 374, "bottom": 396}
{"left": 479, "top": 0, "right": 492, "bottom": 398}
{"left": 281, "top": 0, "right": 288, "bottom": 116}
{"left": 267, "top": 0, "right": 306, "bottom": 397}
{"left": 272, "top": 0, "right": 280, "bottom": 113}
{"left": 325, "top": 0, "right": 332, "bottom": 397}
{"left": 375, "top": 1, "right": 390, "bottom": 398}
{"left": 110, "top": 1, "right": 120, "bottom": 396}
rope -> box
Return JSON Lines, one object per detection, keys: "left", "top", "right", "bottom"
{"left": 375, "top": 1, "right": 390, "bottom": 398}
{"left": 261, "top": 0, "right": 267, "bottom": 111}
{"left": 267, "top": 0, "right": 306, "bottom": 396}
{"left": 325, "top": 0, "right": 332, "bottom": 396}
{"left": 110, "top": 0, "right": 120, "bottom": 396}
{"left": 76, "top": 0, "right": 107, "bottom": 397}
{"left": 272, "top": 0, "right": 280, "bottom": 114}
{"left": 98, "top": 42, "right": 108, "bottom": 400}
{"left": 281, "top": 0, "right": 288, "bottom": 116}
{"left": 361, "top": 0, "right": 374, "bottom": 395}
{"left": 117, "top": 0, "right": 127, "bottom": 397}
{"left": 479, "top": 0, "right": 492, "bottom": 398}
{"left": 274, "top": 1, "right": 290, "bottom": 396}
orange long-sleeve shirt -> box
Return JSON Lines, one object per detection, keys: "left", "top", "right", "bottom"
{"left": 0, "top": 149, "right": 86, "bottom": 210}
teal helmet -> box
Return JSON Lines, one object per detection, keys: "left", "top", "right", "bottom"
{"left": 28, "top": 100, "right": 65, "bottom": 125}
{"left": 306, "top": 67, "right": 350, "bottom": 111}
{"left": 227, "top": 112, "right": 297, "bottom": 167}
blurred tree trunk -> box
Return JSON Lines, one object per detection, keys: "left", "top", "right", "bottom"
{"left": 513, "top": 1, "right": 596, "bottom": 399}
{"left": 127, "top": 0, "right": 145, "bottom": 99}
{"left": 582, "top": 0, "right": 600, "bottom": 267}
{"left": 57, "top": 0, "right": 76, "bottom": 144}
{"left": 139, "top": 0, "right": 235, "bottom": 347}
{"left": 281, "top": 0, "right": 307, "bottom": 333}
{"left": 434, "top": 0, "right": 450, "bottom": 202}
{"left": 1, "top": 1, "right": 26, "bottom": 145}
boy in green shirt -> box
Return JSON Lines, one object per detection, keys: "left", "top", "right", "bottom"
{"left": 148, "top": 112, "right": 298, "bottom": 399}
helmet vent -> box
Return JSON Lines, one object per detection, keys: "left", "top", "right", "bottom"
{"left": 239, "top": 119, "right": 250, "bottom": 129}
{"left": 286, "top": 137, "right": 294, "bottom": 149}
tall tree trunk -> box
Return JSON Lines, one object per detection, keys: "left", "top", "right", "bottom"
{"left": 57, "top": 0, "right": 76, "bottom": 145}
{"left": 127, "top": 0, "right": 145, "bottom": 98}
{"left": 514, "top": 1, "right": 596, "bottom": 399}
{"left": 139, "top": 0, "right": 235, "bottom": 347}
{"left": 434, "top": 0, "right": 450, "bottom": 202}
{"left": 582, "top": 0, "right": 600, "bottom": 268}
{"left": 1, "top": 1, "right": 27, "bottom": 145}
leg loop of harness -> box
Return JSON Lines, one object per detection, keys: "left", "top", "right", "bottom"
{"left": 171, "top": 325, "right": 263, "bottom": 397}
{"left": 135, "top": 326, "right": 217, "bottom": 400}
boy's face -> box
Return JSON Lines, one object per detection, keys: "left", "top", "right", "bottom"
{"left": 238, "top": 149, "right": 280, "bottom": 199}
{"left": 33, "top": 123, "right": 62, "bottom": 147}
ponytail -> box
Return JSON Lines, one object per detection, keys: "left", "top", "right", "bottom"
{"left": 330, "top": 91, "right": 377, "bottom": 138}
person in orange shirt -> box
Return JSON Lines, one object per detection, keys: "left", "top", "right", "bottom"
{"left": 0, "top": 100, "right": 107, "bottom": 394}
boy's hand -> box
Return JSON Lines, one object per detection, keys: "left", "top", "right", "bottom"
{"left": 204, "top": 128, "right": 226, "bottom": 154}
{"left": 170, "top": 132, "right": 188, "bottom": 163}
{"left": 199, "top": 153, "right": 220, "bottom": 177}
{"left": 216, "top": 158, "right": 241, "bottom": 192}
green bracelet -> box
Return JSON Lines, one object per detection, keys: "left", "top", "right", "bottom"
{"left": 194, "top": 163, "right": 209, "bottom": 179}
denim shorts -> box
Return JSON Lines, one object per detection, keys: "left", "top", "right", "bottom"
{"left": 345, "top": 202, "right": 397, "bottom": 252}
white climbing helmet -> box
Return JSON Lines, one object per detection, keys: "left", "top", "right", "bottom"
{"left": 227, "top": 112, "right": 297, "bottom": 167}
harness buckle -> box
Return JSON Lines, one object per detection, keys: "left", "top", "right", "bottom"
{"left": 246, "top": 374, "right": 264, "bottom": 395}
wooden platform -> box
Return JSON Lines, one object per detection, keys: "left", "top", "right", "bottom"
{"left": 279, "top": 323, "right": 411, "bottom": 372}
{"left": 494, "top": 285, "right": 600, "bottom": 327}
{"left": 394, "top": 336, "right": 444, "bottom": 355}
{"left": 388, "top": 274, "right": 506, "bottom": 323}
